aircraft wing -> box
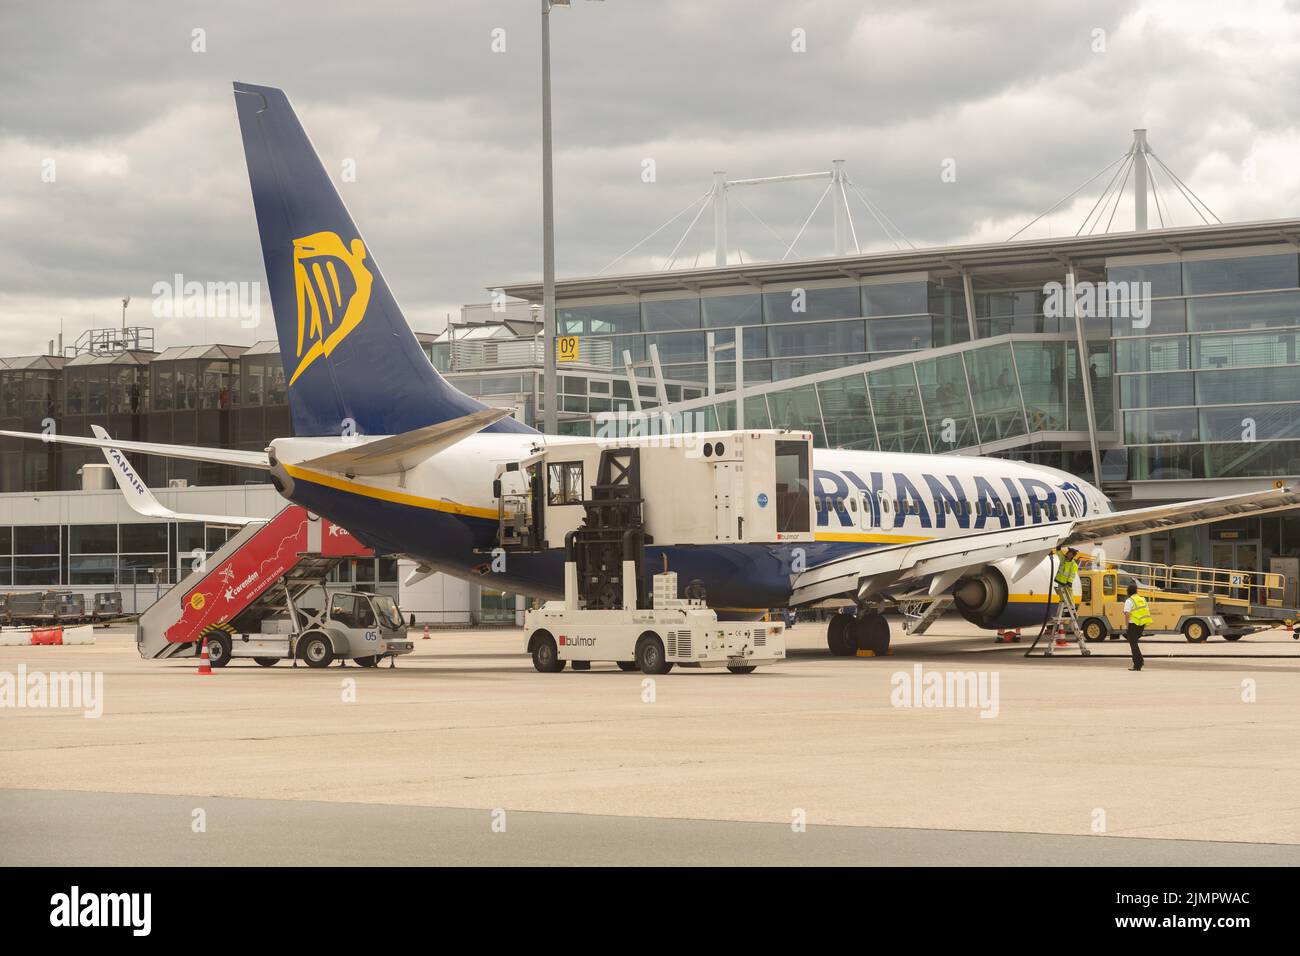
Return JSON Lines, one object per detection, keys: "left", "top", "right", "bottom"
{"left": 90, "top": 426, "right": 262, "bottom": 525}
{"left": 294, "top": 407, "right": 513, "bottom": 476}
{"left": 791, "top": 483, "right": 1300, "bottom": 606}
{"left": 1064, "top": 483, "right": 1300, "bottom": 542}
{"left": 791, "top": 524, "right": 1071, "bottom": 607}
{"left": 0, "top": 429, "right": 270, "bottom": 470}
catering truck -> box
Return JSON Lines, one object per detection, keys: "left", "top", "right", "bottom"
{"left": 505, "top": 431, "right": 807, "bottom": 674}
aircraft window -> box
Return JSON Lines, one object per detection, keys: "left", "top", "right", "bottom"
{"left": 848, "top": 497, "right": 857, "bottom": 513}
{"left": 1014, "top": 502, "right": 1023, "bottom": 519}
{"left": 547, "top": 461, "right": 585, "bottom": 506}
{"left": 814, "top": 497, "right": 823, "bottom": 512}
{"left": 834, "top": 496, "right": 844, "bottom": 511}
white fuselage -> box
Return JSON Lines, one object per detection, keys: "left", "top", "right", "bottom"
{"left": 269, "top": 430, "right": 1128, "bottom": 614}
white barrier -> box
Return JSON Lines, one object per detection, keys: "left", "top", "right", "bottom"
{"left": 0, "top": 625, "right": 96, "bottom": 646}
{"left": 62, "top": 625, "right": 96, "bottom": 646}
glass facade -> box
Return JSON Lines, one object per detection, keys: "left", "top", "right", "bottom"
{"left": 554, "top": 278, "right": 970, "bottom": 387}
{"left": 653, "top": 335, "right": 1109, "bottom": 478}
{"left": 1112, "top": 251, "right": 1300, "bottom": 480}
{"left": 0, "top": 518, "right": 402, "bottom": 589}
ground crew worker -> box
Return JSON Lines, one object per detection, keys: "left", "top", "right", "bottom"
{"left": 1054, "top": 547, "right": 1081, "bottom": 591}
{"left": 1123, "top": 582, "right": 1151, "bottom": 671}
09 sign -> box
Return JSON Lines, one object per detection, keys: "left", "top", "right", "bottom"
{"left": 557, "top": 335, "right": 579, "bottom": 362}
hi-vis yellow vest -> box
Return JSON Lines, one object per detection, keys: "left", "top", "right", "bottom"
{"left": 1055, "top": 557, "right": 1078, "bottom": 585}
{"left": 1129, "top": 594, "right": 1153, "bottom": 626}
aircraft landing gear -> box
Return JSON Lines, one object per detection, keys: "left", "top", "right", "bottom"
{"left": 826, "top": 610, "right": 891, "bottom": 656}
{"left": 827, "top": 614, "right": 854, "bottom": 656}
{"left": 853, "top": 611, "right": 891, "bottom": 656}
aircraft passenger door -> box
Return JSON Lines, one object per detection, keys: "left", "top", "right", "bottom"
{"left": 875, "top": 490, "right": 893, "bottom": 530}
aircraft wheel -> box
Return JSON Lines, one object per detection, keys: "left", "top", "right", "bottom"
{"left": 826, "top": 615, "right": 854, "bottom": 656}
{"left": 854, "top": 612, "right": 891, "bottom": 655}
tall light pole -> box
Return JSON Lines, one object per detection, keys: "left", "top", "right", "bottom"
{"left": 540, "top": 0, "right": 560, "bottom": 432}
{"left": 539, "top": 0, "right": 601, "bottom": 433}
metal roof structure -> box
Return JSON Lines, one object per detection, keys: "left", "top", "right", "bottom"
{"left": 63, "top": 349, "right": 156, "bottom": 368}
{"left": 493, "top": 217, "right": 1300, "bottom": 302}
{"left": 151, "top": 343, "right": 248, "bottom": 362}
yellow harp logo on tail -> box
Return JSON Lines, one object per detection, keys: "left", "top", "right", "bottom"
{"left": 290, "top": 231, "right": 374, "bottom": 385}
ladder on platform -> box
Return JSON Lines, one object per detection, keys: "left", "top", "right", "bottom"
{"left": 1025, "top": 583, "right": 1092, "bottom": 658}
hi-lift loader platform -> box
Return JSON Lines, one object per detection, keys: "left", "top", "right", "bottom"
{"left": 135, "top": 504, "right": 414, "bottom": 668}
{"left": 516, "top": 433, "right": 807, "bottom": 674}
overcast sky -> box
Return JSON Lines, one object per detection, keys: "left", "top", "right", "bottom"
{"left": 2, "top": 0, "right": 1299, "bottom": 355}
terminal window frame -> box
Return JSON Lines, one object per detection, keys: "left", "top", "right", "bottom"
{"left": 547, "top": 461, "right": 585, "bottom": 506}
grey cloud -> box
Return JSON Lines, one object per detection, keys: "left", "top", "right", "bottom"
{"left": 1, "top": 0, "right": 1298, "bottom": 356}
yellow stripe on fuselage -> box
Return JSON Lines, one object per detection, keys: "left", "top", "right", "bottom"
{"left": 814, "top": 531, "right": 933, "bottom": 544}
{"left": 282, "top": 463, "right": 499, "bottom": 520}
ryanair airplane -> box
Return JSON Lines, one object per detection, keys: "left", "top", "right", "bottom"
{"left": 7, "top": 82, "right": 1300, "bottom": 656}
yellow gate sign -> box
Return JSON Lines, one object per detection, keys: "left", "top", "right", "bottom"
{"left": 557, "top": 335, "right": 580, "bottom": 362}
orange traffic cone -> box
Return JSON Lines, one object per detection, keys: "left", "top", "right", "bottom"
{"left": 197, "top": 636, "right": 213, "bottom": 675}
{"left": 1054, "top": 625, "right": 1070, "bottom": 647}
{"left": 422, "top": 624, "right": 430, "bottom": 640}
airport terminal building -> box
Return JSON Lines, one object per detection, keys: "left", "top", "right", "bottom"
{"left": 3, "top": 217, "right": 1300, "bottom": 613}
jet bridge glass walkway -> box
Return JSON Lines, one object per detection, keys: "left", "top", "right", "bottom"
{"left": 639, "top": 333, "right": 1115, "bottom": 459}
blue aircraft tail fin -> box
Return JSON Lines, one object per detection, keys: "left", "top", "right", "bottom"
{"left": 232, "top": 82, "right": 534, "bottom": 437}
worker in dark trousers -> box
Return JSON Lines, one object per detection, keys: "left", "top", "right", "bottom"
{"left": 1122, "top": 582, "right": 1151, "bottom": 671}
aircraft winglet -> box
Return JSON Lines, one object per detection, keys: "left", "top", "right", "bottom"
{"left": 90, "top": 426, "right": 261, "bottom": 525}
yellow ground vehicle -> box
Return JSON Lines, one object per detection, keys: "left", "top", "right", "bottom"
{"left": 1075, "top": 561, "right": 1299, "bottom": 643}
